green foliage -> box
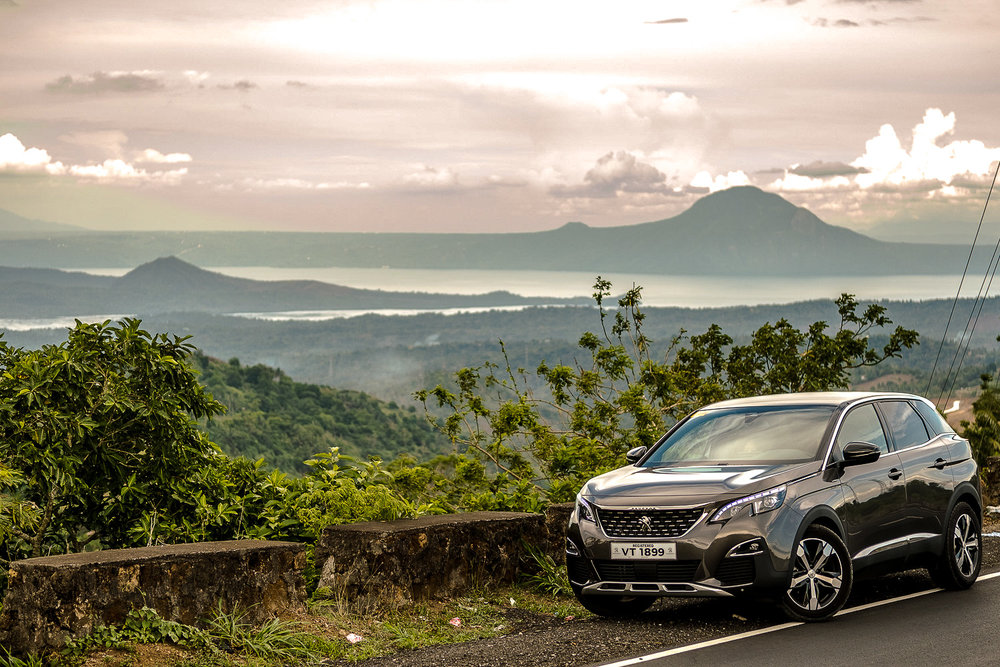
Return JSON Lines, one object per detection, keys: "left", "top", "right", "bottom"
{"left": 63, "top": 604, "right": 321, "bottom": 664}
{"left": 204, "top": 604, "right": 316, "bottom": 662}
{"left": 0, "top": 649, "right": 43, "bottom": 667}
{"left": 418, "top": 279, "right": 920, "bottom": 506}
{"left": 192, "top": 355, "right": 450, "bottom": 475}
{"left": 962, "top": 374, "right": 1000, "bottom": 465}
{"left": 521, "top": 542, "right": 571, "bottom": 597}
{"left": 0, "top": 319, "right": 228, "bottom": 560}
{"left": 64, "top": 606, "right": 209, "bottom": 655}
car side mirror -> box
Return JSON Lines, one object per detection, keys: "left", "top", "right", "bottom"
{"left": 842, "top": 441, "right": 881, "bottom": 466}
{"left": 626, "top": 446, "right": 647, "bottom": 464}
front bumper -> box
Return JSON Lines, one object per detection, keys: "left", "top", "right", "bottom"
{"left": 566, "top": 502, "right": 798, "bottom": 598}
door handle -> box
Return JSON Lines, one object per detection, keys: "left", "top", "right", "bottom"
{"left": 888, "top": 468, "right": 902, "bottom": 480}
{"left": 932, "top": 458, "right": 947, "bottom": 470}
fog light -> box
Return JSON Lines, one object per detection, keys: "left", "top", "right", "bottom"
{"left": 726, "top": 538, "right": 766, "bottom": 557}
{"left": 566, "top": 537, "right": 581, "bottom": 557}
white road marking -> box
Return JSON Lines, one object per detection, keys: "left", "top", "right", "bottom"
{"left": 594, "top": 571, "right": 1000, "bottom": 667}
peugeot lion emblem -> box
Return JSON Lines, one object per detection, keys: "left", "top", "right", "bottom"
{"left": 639, "top": 515, "right": 652, "bottom": 533}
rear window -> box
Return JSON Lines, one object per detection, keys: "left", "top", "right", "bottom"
{"left": 642, "top": 405, "right": 836, "bottom": 465}
{"left": 912, "top": 400, "right": 955, "bottom": 436}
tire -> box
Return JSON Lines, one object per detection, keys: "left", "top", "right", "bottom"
{"left": 781, "top": 525, "right": 853, "bottom": 622}
{"left": 572, "top": 589, "right": 655, "bottom": 617}
{"left": 929, "top": 501, "right": 981, "bottom": 590}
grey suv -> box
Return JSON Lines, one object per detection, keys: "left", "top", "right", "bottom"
{"left": 566, "top": 392, "right": 982, "bottom": 621}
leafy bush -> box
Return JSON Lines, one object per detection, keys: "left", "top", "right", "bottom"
{"left": 417, "top": 279, "right": 919, "bottom": 506}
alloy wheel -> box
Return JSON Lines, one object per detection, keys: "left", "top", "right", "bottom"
{"left": 787, "top": 536, "right": 844, "bottom": 612}
{"left": 953, "top": 512, "right": 980, "bottom": 578}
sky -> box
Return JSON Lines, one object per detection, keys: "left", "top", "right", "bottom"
{"left": 1, "top": 0, "right": 999, "bottom": 240}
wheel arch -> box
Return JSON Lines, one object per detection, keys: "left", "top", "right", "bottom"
{"left": 794, "top": 505, "right": 847, "bottom": 545}
{"left": 948, "top": 481, "right": 983, "bottom": 523}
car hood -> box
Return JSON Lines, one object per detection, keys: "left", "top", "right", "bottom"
{"left": 581, "top": 461, "right": 818, "bottom": 507}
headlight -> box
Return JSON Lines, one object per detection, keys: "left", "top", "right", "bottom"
{"left": 576, "top": 493, "right": 597, "bottom": 523}
{"left": 710, "top": 485, "right": 786, "bottom": 523}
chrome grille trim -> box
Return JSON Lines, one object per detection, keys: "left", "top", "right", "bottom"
{"left": 595, "top": 506, "right": 705, "bottom": 538}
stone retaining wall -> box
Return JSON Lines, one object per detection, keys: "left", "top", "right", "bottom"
{"left": 316, "top": 510, "right": 556, "bottom": 605}
{"left": 0, "top": 540, "right": 306, "bottom": 655}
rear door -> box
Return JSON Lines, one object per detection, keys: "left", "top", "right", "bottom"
{"left": 876, "top": 399, "right": 955, "bottom": 541}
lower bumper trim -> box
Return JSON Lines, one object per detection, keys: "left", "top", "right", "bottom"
{"left": 581, "top": 581, "right": 735, "bottom": 598}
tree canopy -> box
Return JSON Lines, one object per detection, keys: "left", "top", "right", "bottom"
{"left": 417, "top": 279, "right": 920, "bottom": 504}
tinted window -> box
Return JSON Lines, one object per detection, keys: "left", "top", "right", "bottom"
{"left": 912, "top": 400, "right": 955, "bottom": 436}
{"left": 879, "top": 401, "right": 930, "bottom": 449}
{"left": 642, "top": 405, "right": 835, "bottom": 465}
{"left": 836, "top": 403, "right": 888, "bottom": 454}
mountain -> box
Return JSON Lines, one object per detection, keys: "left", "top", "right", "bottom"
{"left": 0, "top": 209, "right": 89, "bottom": 237}
{"left": 0, "top": 257, "right": 586, "bottom": 317}
{"left": 0, "top": 188, "right": 976, "bottom": 275}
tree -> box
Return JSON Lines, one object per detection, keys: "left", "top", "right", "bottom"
{"left": 417, "top": 279, "right": 920, "bottom": 504}
{"left": 0, "top": 319, "right": 228, "bottom": 559}
{"left": 961, "top": 374, "right": 1000, "bottom": 466}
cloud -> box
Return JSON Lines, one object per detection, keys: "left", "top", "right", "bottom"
{"left": 68, "top": 159, "right": 187, "bottom": 184}
{"left": 45, "top": 71, "right": 164, "bottom": 94}
{"left": 0, "top": 132, "right": 192, "bottom": 185}
{"left": 645, "top": 18, "right": 688, "bottom": 24}
{"left": 852, "top": 108, "right": 1000, "bottom": 189}
{"left": 137, "top": 149, "right": 192, "bottom": 164}
{"left": 402, "top": 165, "right": 458, "bottom": 188}
{"left": 218, "top": 80, "right": 258, "bottom": 92}
{"left": 0, "top": 133, "right": 66, "bottom": 175}
{"left": 286, "top": 80, "right": 310, "bottom": 88}
{"left": 689, "top": 170, "right": 751, "bottom": 193}
{"left": 812, "top": 18, "right": 861, "bottom": 28}
{"left": 183, "top": 70, "right": 210, "bottom": 86}
{"left": 552, "top": 151, "right": 670, "bottom": 198}
{"left": 790, "top": 161, "right": 867, "bottom": 177}
{"left": 238, "top": 177, "right": 371, "bottom": 191}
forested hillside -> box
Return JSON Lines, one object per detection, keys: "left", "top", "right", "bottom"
{"left": 191, "top": 354, "right": 451, "bottom": 473}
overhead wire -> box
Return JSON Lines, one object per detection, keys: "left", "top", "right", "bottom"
{"left": 928, "top": 158, "right": 1000, "bottom": 409}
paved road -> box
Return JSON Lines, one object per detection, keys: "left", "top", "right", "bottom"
{"left": 594, "top": 572, "right": 1000, "bottom": 667}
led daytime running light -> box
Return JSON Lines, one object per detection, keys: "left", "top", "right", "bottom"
{"left": 711, "top": 484, "right": 786, "bottom": 523}
{"left": 576, "top": 494, "right": 597, "bottom": 523}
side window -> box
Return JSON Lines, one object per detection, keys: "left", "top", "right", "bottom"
{"left": 912, "top": 400, "right": 955, "bottom": 436}
{"left": 836, "top": 404, "right": 889, "bottom": 454}
{"left": 879, "top": 401, "right": 930, "bottom": 449}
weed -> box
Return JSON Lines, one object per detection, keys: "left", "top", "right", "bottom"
{"left": 521, "top": 542, "right": 572, "bottom": 597}
{"left": 0, "top": 648, "right": 43, "bottom": 667}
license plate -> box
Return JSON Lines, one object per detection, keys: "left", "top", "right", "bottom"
{"left": 610, "top": 542, "right": 677, "bottom": 560}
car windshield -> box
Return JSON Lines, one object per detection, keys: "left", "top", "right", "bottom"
{"left": 642, "top": 405, "right": 836, "bottom": 465}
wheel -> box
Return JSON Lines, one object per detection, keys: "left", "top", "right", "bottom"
{"left": 781, "top": 525, "right": 852, "bottom": 622}
{"left": 572, "top": 589, "right": 655, "bottom": 617}
{"left": 929, "top": 501, "right": 981, "bottom": 590}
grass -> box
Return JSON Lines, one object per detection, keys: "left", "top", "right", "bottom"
{"left": 55, "top": 584, "right": 588, "bottom": 666}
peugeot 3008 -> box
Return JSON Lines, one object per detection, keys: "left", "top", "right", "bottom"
{"left": 566, "top": 392, "right": 982, "bottom": 621}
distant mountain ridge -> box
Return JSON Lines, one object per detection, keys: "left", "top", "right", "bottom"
{"left": 0, "top": 257, "right": 587, "bottom": 318}
{"left": 0, "top": 209, "right": 87, "bottom": 236}
{"left": 0, "top": 187, "right": 975, "bottom": 275}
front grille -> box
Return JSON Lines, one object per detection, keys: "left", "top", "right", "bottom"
{"left": 593, "top": 559, "right": 700, "bottom": 583}
{"left": 595, "top": 507, "right": 704, "bottom": 538}
{"left": 715, "top": 557, "right": 756, "bottom": 586}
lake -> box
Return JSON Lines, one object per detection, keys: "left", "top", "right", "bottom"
{"left": 3, "top": 267, "right": 967, "bottom": 330}
{"left": 83, "top": 266, "right": 970, "bottom": 308}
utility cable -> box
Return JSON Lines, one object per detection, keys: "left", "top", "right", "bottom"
{"left": 931, "top": 159, "right": 1000, "bottom": 408}
{"left": 924, "top": 160, "right": 999, "bottom": 396}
